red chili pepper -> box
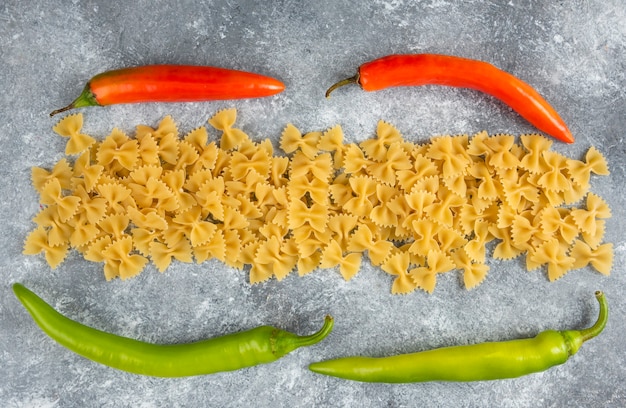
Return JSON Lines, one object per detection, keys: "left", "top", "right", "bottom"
{"left": 326, "top": 54, "right": 574, "bottom": 143}
{"left": 50, "top": 65, "right": 285, "bottom": 117}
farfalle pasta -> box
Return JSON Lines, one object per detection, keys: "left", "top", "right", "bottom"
{"left": 23, "top": 110, "right": 613, "bottom": 293}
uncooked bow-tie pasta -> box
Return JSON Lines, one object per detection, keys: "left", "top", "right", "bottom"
{"left": 23, "top": 109, "right": 613, "bottom": 294}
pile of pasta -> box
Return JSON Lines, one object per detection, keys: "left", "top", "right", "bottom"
{"left": 24, "top": 109, "right": 613, "bottom": 294}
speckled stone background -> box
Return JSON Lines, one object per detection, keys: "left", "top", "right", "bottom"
{"left": 1, "top": 1, "right": 625, "bottom": 407}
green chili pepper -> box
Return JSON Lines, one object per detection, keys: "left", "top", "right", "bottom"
{"left": 309, "top": 291, "right": 607, "bottom": 383}
{"left": 13, "top": 283, "right": 333, "bottom": 377}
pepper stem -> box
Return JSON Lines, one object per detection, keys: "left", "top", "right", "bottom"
{"left": 50, "top": 84, "right": 99, "bottom": 117}
{"left": 291, "top": 315, "right": 334, "bottom": 348}
{"left": 579, "top": 291, "right": 608, "bottom": 343}
{"left": 271, "top": 315, "right": 334, "bottom": 358}
{"left": 325, "top": 75, "right": 359, "bottom": 98}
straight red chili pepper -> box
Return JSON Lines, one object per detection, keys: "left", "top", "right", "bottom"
{"left": 326, "top": 54, "right": 574, "bottom": 143}
{"left": 50, "top": 65, "right": 285, "bottom": 117}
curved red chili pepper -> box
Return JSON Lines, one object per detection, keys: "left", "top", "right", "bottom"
{"left": 50, "top": 65, "right": 285, "bottom": 117}
{"left": 326, "top": 54, "right": 574, "bottom": 143}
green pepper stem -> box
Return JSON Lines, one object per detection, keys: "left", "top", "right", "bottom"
{"left": 291, "top": 315, "right": 334, "bottom": 348}
{"left": 579, "top": 291, "right": 608, "bottom": 343}
{"left": 325, "top": 75, "right": 359, "bottom": 98}
{"left": 50, "top": 84, "right": 99, "bottom": 117}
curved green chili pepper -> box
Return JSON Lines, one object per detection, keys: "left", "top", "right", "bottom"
{"left": 13, "top": 283, "right": 333, "bottom": 377}
{"left": 309, "top": 291, "right": 607, "bottom": 383}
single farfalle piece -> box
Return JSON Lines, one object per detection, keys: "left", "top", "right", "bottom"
{"left": 222, "top": 205, "right": 250, "bottom": 230}
{"left": 367, "top": 142, "right": 412, "bottom": 185}
{"left": 451, "top": 248, "right": 489, "bottom": 290}
{"left": 101, "top": 236, "right": 149, "bottom": 280}
{"left": 229, "top": 149, "right": 271, "bottom": 181}
{"left": 404, "top": 190, "right": 437, "bottom": 228}
{"left": 409, "top": 249, "right": 455, "bottom": 294}
{"left": 288, "top": 175, "right": 330, "bottom": 205}
{"left": 126, "top": 207, "right": 168, "bottom": 231}
{"left": 280, "top": 124, "right": 321, "bottom": 159}
{"left": 468, "top": 161, "right": 498, "bottom": 201}
{"left": 73, "top": 151, "right": 103, "bottom": 192}
{"left": 195, "top": 180, "right": 225, "bottom": 221}
{"left": 510, "top": 212, "right": 540, "bottom": 250}
{"left": 96, "top": 128, "right": 139, "bottom": 171}
{"left": 483, "top": 134, "right": 520, "bottom": 170}
{"left": 290, "top": 151, "right": 333, "bottom": 182}
{"left": 437, "top": 227, "right": 467, "bottom": 253}
{"left": 162, "top": 169, "right": 196, "bottom": 214}
{"left": 31, "top": 158, "right": 73, "bottom": 194}
{"left": 320, "top": 239, "right": 362, "bottom": 281}
{"left": 537, "top": 151, "right": 571, "bottom": 193}
{"left": 40, "top": 178, "right": 81, "bottom": 223}
{"left": 183, "top": 126, "right": 209, "bottom": 151}
{"left": 347, "top": 224, "right": 393, "bottom": 266}
{"left": 570, "top": 193, "right": 612, "bottom": 236}
{"left": 360, "top": 120, "right": 403, "bottom": 161}
{"left": 209, "top": 108, "right": 249, "bottom": 151}
{"left": 69, "top": 213, "right": 101, "bottom": 248}
{"left": 193, "top": 229, "right": 226, "bottom": 263}
{"left": 327, "top": 214, "right": 360, "bottom": 248}
{"left": 396, "top": 154, "right": 439, "bottom": 193}
{"left": 97, "top": 182, "right": 133, "bottom": 214}
{"left": 408, "top": 218, "right": 442, "bottom": 257}
{"left": 426, "top": 135, "right": 471, "bottom": 178}
{"left": 317, "top": 125, "right": 345, "bottom": 168}
{"left": 567, "top": 146, "right": 610, "bottom": 190}
{"left": 370, "top": 184, "right": 400, "bottom": 228}
{"left": 136, "top": 115, "right": 178, "bottom": 141}
{"left": 72, "top": 185, "right": 108, "bottom": 225}
{"left": 98, "top": 214, "right": 130, "bottom": 240}
{"left": 172, "top": 205, "right": 217, "bottom": 247}
{"left": 519, "top": 134, "right": 552, "bottom": 173}
{"left": 464, "top": 220, "right": 491, "bottom": 263}
{"left": 490, "top": 225, "right": 524, "bottom": 260}
{"left": 33, "top": 206, "right": 72, "bottom": 247}
{"left": 53, "top": 113, "right": 96, "bottom": 155}
{"left": 381, "top": 250, "right": 416, "bottom": 294}
{"left": 424, "top": 186, "right": 466, "bottom": 228}
{"left": 288, "top": 199, "right": 328, "bottom": 233}
{"left": 23, "top": 226, "right": 69, "bottom": 269}
{"left": 343, "top": 143, "right": 371, "bottom": 175}
{"left": 501, "top": 172, "right": 539, "bottom": 212}
{"left": 530, "top": 238, "right": 575, "bottom": 282}
{"left": 539, "top": 207, "right": 579, "bottom": 245}
{"left": 253, "top": 236, "right": 298, "bottom": 282}
{"left": 343, "top": 175, "right": 377, "bottom": 217}
{"left": 174, "top": 140, "right": 200, "bottom": 171}
{"left": 156, "top": 133, "right": 180, "bottom": 165}
{"left": 569, "top": 239, "right": 613, "bottom": 276}
{"left": 149, "top": 239, "right": 193, "bottom": 273}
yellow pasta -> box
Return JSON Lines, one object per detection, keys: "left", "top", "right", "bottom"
{"left": 320, "top": 239, "right": 362, "bottom": 281}
{"left": 102, "top": 236, "right": 148, "bottom": 280}
{"left": 23, "top": 109, "right": 613, "bottom": 293}
{"left": 23, "top": 226, "right": 69, "bottom": 269}
{"left": 381, "top": 250, "right": 416, "bottom": 294}
{"left": 53, "top": 113, "right": 96, "bottom": 155}
{"left": 40, "top": 178, "right": 81, "bottom": 222}
{"left": 569, "top": 240, "right": 613, "bottom": 276}
{"left": 530, "top": 238, "right": 575, "bottom": 282}
{"left": 426, "top": 135, "right": 471, "bottom": 178}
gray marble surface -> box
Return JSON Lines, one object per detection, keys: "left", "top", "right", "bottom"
{"left": 1, "top": 0, "right": 625, "bottom": 407}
